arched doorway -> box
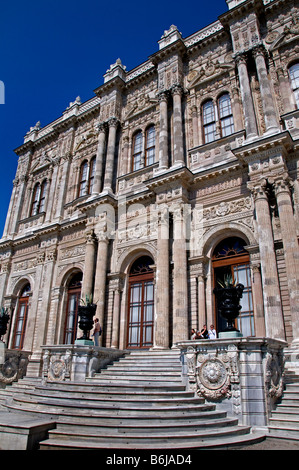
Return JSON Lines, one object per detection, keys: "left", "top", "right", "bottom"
{"left": 212, "top": 237, "right": 255, "bottom": 336}
{"left": 127, "top": 256, "right": 154, "bottom": 349}
{"left": 12, "top": 283, "right": 31, "bottom": 350}
{"left": 63, "top": 272, "right": 82, "bottom": 344}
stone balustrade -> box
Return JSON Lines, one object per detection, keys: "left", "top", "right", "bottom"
{"left": 41, "top": 345, "right": 124, "bottom": 383}
{"left": 177, "top": 337, "right": 286, "bottom": 428}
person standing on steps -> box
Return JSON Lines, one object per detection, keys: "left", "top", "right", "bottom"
{"left": 92, "top": 318, "right": 102, "bottom": 346}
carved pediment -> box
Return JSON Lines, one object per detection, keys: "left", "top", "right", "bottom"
{"left": 75, "top": 132, "right": 97, "bottom": 151}
{"left": 268, "top": 21, "right": 299, "bottom": 51}
{"left": 186, "top": 57, "right": 234, "bottom": 89}
{"left": 31, "top": 151, "right": 57, "bottom": 173}
{"left": 124, "top": 92, "right": 158, "bottom": 120}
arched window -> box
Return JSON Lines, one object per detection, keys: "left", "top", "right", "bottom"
{"left": 12, "top": 283, "right": 31, "bottom": 350}
{"left": 202, "top": 94, "right": 234, "bottom": 143}
{"left": 88, "top": 157, "right": 96, "bottom": 194}
{"left": 145, "top": 126, "right": 155, "bottom": 166}
{"left": 202, "top": 100, "right": 216, "bottom": 143}
{"left": 212, "top": 237, "right": 254, "bottom": 337}
{"left": 78, "top": 157, "right": 96, "bottom": 197}
{"left": 63, "top": 272, "right": 82, "bottom": 344}
{"left": 30, "top": 180, "right": 47, "bottom": 216}
{"left": 289, "top": 63, "right": 299, "bottom": 109}
{"left": 218, "top": 93, "right": 234, "bottom": 137}
{"left": 127, "top": 256, "right": 154, "bottom": 349}
{"left": 78, "top": 160, "right": 88, "bottom": 197}
{"left": 132, "top": 131, "right": 142, "bottom": 171}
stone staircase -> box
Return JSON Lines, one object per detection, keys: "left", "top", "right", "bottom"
{"left": 0, "top": 349, "right": 264, "bottom": 450}
{"left": 268, "top": 370, "right": 299, "bottom": 440}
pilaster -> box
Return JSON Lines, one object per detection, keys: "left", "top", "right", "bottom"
{"left": 248, "top": 180, "right": 284, "bottom": 340}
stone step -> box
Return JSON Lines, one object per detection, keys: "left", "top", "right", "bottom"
{"left": 269, "top": 417, "right": 299, "bottom": 428}
{"left": 0, "top": 348, "right": 259, "bottom": 450}
{"left": 87, "top": 377, "right": 184, "bottom": 387}
{"left": 94, "top": 369, "right": 182, "bottom": 382}
{"left": 49, "top": 416, "right": 239, "bottom": 435}
{"left": 5, "top": 400, "right": 231, "bottom": 426}
{"left": 31, "top": 384, "right": 196, "bottom": 400}
{"left": 39, "top": 426, "right": 261, "bottom": 450}
{"left": 9, "top": 394, "right": 216, "bottom": 416}
{"left": 103, "top": 362, "right": 182, "bottom": 372}
{"left": 18, "top": 389, "right": 205, "bottom": 407}
{"left": 44, "top": 424, "right": 251, "bottom": 445}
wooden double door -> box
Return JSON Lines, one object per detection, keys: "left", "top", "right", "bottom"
{"left": 127, "top": 257, "right": 154, "bottom": 349}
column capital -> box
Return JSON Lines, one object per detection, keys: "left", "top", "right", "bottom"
{"left": 247, "top": 179, "right": 268, "bottom": 201}
{"left": 85, "top": 229, "right": 96, "bottom": 244}
{"left": 107, "top": 117, "right": 119, "bottom": 128}
{"left": 158, "top": 90, "right": 170, "bottom": 103}
{"left": 273, "top": 176, "right": 292, "bottom": 197}
{"left": 234, "top": 51, "right": 248, "bottom": 66}
{"left": 171, "top": 83, "right": 184, "bottom": 96}
{"left": 251, "top": 43, "right": 267, "bottom": 60}
{"left": 95, "top": 121, "right": 108, "bottom": 134}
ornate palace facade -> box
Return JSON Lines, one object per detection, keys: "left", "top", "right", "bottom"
{"left": 0, "top": 0, "right": 299, "bottom": 376}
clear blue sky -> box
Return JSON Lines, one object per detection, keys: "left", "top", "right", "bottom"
{"left": 0, "top": 0, "right": 228, "bottom": 236}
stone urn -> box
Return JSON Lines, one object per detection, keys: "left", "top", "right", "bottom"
{"left": 0, "top": 307, "right": 10, "bottom": 339}
{"left": 78, "top": 303, "right": 97, "bottom": 340}
{"left": 213, "top": 282, "right": 244, "bottom": 332}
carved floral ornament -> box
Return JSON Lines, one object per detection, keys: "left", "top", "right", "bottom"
{"left": 185, "top": 344, "right": 240, "bottom": 401}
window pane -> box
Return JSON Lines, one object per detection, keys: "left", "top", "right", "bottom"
{"left": 233, "top": 264, "right": 255, "bottom": 336}
{"left": 89, "top": 158, "right": 96, "bottom": 194}
{"left": 133, "top": 132, "right": 142, "bottom": 171}
{"left": 31, "top": 184, "right": 41, "bottom": 216}
{"left": 289, "top": 64, "right": 299, "bottom": 109}
{"left": 146, "top": 126, "right": 155, "bottom": 147}
{"left": 204, "top": 122, "right": 216, "bottom": 143}
{"left": 289, "top": 63, "right": 299, "bottom": 90}
{"left": 218, "top": 94, "right": 232, "bottom": 118}
{"left": 203, "top": 101, "right": 215, "bottom": 124}
{"left": 145, "top": 126, "right": 155, "bottom": 166}
{"left": 79, "top": 162, "right": 88, "bottom": 196}
{"left": 221, "top": 116, "right": 234, "bottom": 137}
{"left": 39, "top": 181, "right": 47, "bottom": 212}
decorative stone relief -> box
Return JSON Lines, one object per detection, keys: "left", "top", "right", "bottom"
{"left": 265, "top": 350, "right": 285, "bottom": 399}
{"left": 0, "top": 350, "right": 30, "bottom": 386}
{"left": 183, "top": 343, "right": 241, "bottom": 412}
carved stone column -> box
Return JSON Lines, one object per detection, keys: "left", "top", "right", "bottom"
{"left": 110, "top": 276, "right": 123, "bottom": 349}
{"left": 249, "top": 181, "right": 284, "bottom": 340}
{"left": 93, "top": 230, "right": 109, "bottom": 346}
{"left": 81, "top": 230, "right": 96, "bottom": 300}
{"left": 251, "top": 262, "right": 266, "bottom": 337}
{"left": 191, "top": 105, "right": 199, "bottom": 147}
{"left": 55, "top": 155, "right": 71, "bottom": 220}
{"left": 120, "top": 135, "right": 129, "bottom": 176}
{"left": 235, "top": 53, "right": 258, "bottom": 141}
{"left": 274, "top": 177, "right": 299, "bottom": 344}
{"left": 197, "top": 273, "right": 206, "bottom": 331}
{"left": 172, "top": 84, "right": 184, "bottom": 166}
{"left": 154, "top": 207, "right": 170, "bottom": 349}
{"left": 276, "top": 67, "right": 294, "bottom": 115}
{"left": 103, "top": 118, "right": 118, "bottom": 192}
{"left": 172, "top": 204, "right": 189, "bottom": 345}
{"left": 158, "top": 91, "right": 169, "bottom": 170}
{"left": 252, "top": 46, "right": 280, "bottom": 135}
{"left": 93, "top": 122, "right": 107, "bottom": 194}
